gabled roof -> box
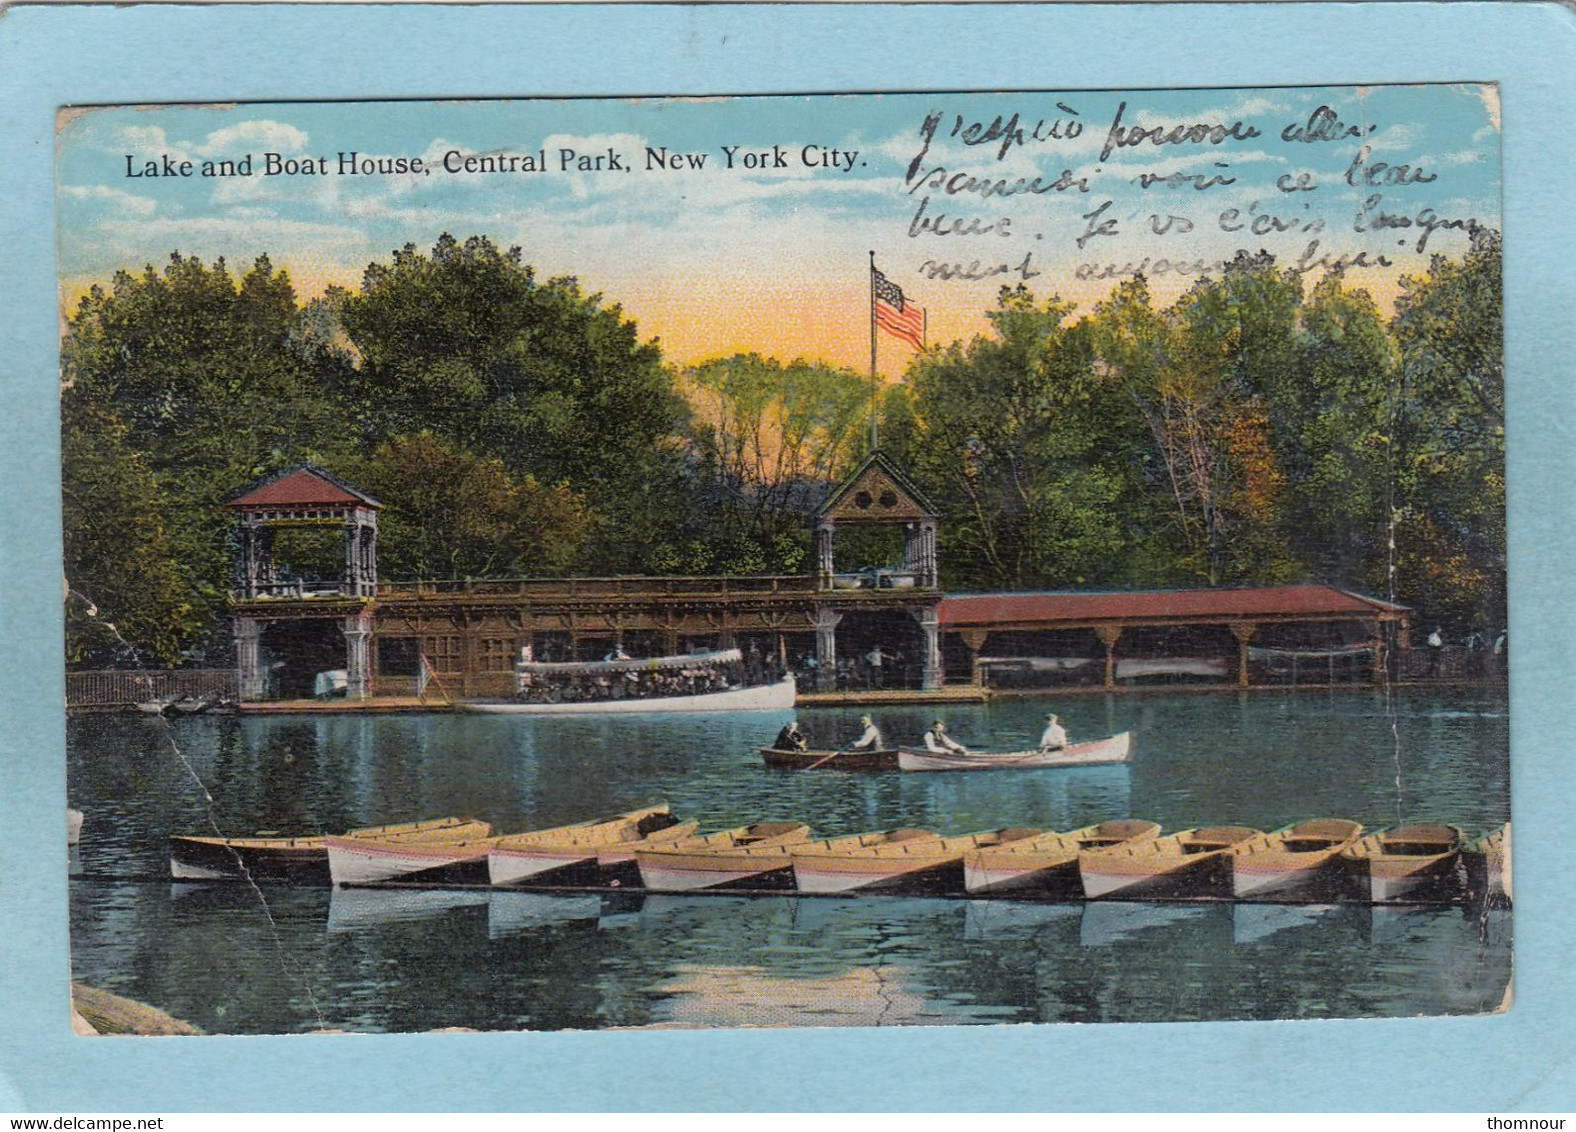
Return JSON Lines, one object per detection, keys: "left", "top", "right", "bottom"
{"left": 938, "top": 585, "right": 1409, "bottom": 628}
{"left": 225, "top": 465, "right": 382, "bottom": 510}
{"left": 813, "top": 450, "right": 938, "bottom": 523}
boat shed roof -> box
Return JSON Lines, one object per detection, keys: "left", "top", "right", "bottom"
{"left": 226, "top": 465, "right": 382, "bottom": 510}
{"left": 938, "top": 584, "right": 1409, "bottom": 630}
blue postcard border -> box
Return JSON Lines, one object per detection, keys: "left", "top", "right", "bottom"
{"left": 1, "top": 1, "right": 1572, "bottom": 1112}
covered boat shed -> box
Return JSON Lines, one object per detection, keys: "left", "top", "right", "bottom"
{"left": 938, "top": 585, "right": 1411, "bottom": 690}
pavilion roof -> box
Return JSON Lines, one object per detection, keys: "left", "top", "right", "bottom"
{"left": 225, "top": 465, "right": 382, "bottom": 510}
{"left": 938, "top": 584, "right": 1409, "bottom": 629}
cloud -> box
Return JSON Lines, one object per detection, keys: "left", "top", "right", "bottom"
{"left": 58, "top": 184, "right": 157, "bottom": 219}
{"left": 195, "top": 119, "right": 310, "bottom": 157}
{"left": 113, "top": 125, "right": 196, "bottom": 165}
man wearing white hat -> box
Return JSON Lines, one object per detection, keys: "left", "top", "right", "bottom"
{"left": 1040, "top": 712, "right": 1068, "bottom": 752}
{"left": 849, "top": 714, "right": 885, "bottom": 751}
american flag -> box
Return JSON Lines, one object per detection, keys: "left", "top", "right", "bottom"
{"left": 873, "top": 268, "right": 925, "bottom": 351}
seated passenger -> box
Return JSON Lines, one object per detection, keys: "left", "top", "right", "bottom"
{"left": 774, "top": 720, "right": 808, "bottom": 751}
{"left": 923, "top": 720, "right": 967, "bottom": 754}
{"left": 1040, "top": 712, "right": 1068, "bottom": 752}
{"left": 849, "top": 714, "right": 884, "bottom": 751}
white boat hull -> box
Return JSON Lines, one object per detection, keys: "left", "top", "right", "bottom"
{"left": 635, "top": 856, "right": 791, "bottom": 892}
{"left": 899, "top": 732, "right": 1132, "bottom": 772}
{"left": 326, "top": 839, "right": 489, "bottom": 886}
{"left": 462, "top": 676, "right": 795, "bottom": 715}
{"left": 487, "top": 848, "right": 599, "bottom": 887}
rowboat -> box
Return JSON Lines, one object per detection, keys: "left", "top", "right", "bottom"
{"left": 67, "top": 808, "right": 84, "bottom": 846}
{"left": 1463, "top": 822, "right": 1511, "bottom": 905}
{"left": 1079, "top": 826, "right": 1262, "bottom": 900}
{"left": 963, "top": 819, "right": 1162, "bottom": 897}
{"left": 633, "top": 822, "right": 814, "bottom": 891}
{"left": 171, "top": 816, "right": 492, "bottom": 883}
{"left": 1229, "top": 819, "right": 1365, "bottom": 901}
{"left": 1342, "top": 824, "right": 1466, "bottom": 903}
{"left": 896, "top": 732, "right": 1132, "bottom": 772}
{"left": 591, "top": 820, "right": 702, "bottom": 886}
{"left": 760, "top": 747, "right": 899, "bottom": 771}
{"left": 485, "top": 805, "right": 688, "bottom": 888}
{"left": 791, "top": 828, "right": 1042, "bottom": 895}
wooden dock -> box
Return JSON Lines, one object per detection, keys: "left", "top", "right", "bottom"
{"left": 796, "top": 686, "right": 988, "bottom": 706}
{"left": 237, "top": 696, "right": 453, "bottom": 714}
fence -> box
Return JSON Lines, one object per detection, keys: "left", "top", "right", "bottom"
{"left": 66, "top": 669, "right": 236, "bottom": 709}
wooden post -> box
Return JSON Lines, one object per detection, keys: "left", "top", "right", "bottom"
{"left": 1094, "top": 625, "right": 1122, "bottom": 690}
{"left": 914, "top": 608, "right": 943, "bottom": 690}
{"left": 813, "top": 607, "right": 842, "bottom": 691}
{"left": 960, "top": 629, "right": 989, "bottom": 687}
{"left": 1228, "top": 621, "right": 1257, "bottom": 688}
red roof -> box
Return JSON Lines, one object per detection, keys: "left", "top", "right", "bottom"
{"left": 938, "top": 585, "right": 1406, "bottom": 628}
{"left": 227, "top": 467, "right": 379, "bottom": 509}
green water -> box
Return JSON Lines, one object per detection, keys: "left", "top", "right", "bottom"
{"left": 67, "top": 688, "right": 1511, "bottom": 1032}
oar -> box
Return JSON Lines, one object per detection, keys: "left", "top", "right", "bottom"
{"left": 804, "top": 748, "right": 851, "bottom": 770}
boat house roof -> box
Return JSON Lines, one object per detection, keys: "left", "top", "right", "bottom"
{"left": 938, "top": 584, "right": 1409, "bottom": 631}
{"left": 813, "top": 450, "right": 938, "bottom": 524}
{"left": 226, "top": 465, "right": 382, "bottom": 510}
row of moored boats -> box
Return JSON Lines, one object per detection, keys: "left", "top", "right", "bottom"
{"left": 169, "top": 808, "right": 1510, "bottom": 905}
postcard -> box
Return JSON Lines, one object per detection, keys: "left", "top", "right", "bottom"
{"left": 5, "top": 0, "right": 1573, "bottom": 1114}
{"left": 55, "top": 83, "right": 1510, "bottom": 1039}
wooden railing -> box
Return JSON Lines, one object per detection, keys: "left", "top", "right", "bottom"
{"left": 66, "top": 669, "right": 236, "bottom": 708}
{"left": 375, "top": 574, "right": 820, "bottom": 600}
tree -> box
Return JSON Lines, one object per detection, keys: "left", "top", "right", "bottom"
{"left": 61, "top": 398, "right": 195, "bottom": 666}
{"left": 344, "top": 433, "right": 591, "bottom": 580}
{"left": 679, "top": 354, "right": 871, "bottom": 573}
{"left": 1389, "top": 230, "right": 1505, "bottom": 629}
{"left": 61, "top": 253, "right": 349, "bottom": 656}
{"left": 338, "top": 234, "right": 692, "bottom": 572}
{"left": 905, "top": 286, "right": 1150, "bottom": 590}
{"left": 1088, "top": 260, "right": 1303, "bottom": 587}
{"left": 1279, "top": 269, "right": 1397, "bottom": 591}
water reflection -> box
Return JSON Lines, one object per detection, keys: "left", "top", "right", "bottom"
{"left": 68, "top": 688, "right": 1512, "bottom": 1032}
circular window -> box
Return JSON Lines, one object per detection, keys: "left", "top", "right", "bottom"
{"left": 879, "top": 490, "right": 899, "bottom": 508}
{"left": 854, "top": 491, "right": 872, "bottom": 509}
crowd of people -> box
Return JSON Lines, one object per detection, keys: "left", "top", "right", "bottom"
{"left": 795, "top": 645, "right": 913, "bottom": 691}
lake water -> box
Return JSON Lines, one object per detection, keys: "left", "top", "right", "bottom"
{"left": 67, "top": 688, "right": 1512, "bottom": 1032}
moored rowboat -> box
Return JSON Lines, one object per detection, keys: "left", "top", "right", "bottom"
{"left": 593, "top": 819, "right": 702, "bottom": 886}
{"left": 897, "top": 732, "right": 1132, "bottom": 772}
{"left": 759, "top": 747, "right": 899, "bottom": 771}
{"left": 485, "top": 805, "right": 688, "bottom": 888}
{"left": 792, "top": 827, "right": 1042, "bottom": 895}
{"left": 1079, "top": 826, "right": 1262, "bottom": 900}
{"left": 964, "top": 819, "right": 1162, "bottom": 897}
{"left": 1463, "top": 822, "right": 1511, "bottom": 905}
{"left": 1230, "top": 819, "right": 1364, "bottom": 901}
{"left": 633, "top": 822, "right": 814, "bottom": 891}
{"left": 172, "top": 817, "right": 491, "bottom": 883}
{"left": 1342, "top": 823, "right": 1465, "bottom": 903}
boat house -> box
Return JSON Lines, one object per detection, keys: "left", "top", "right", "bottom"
{"left": 223, "top": 461, "right": 1410, "bottom": 702}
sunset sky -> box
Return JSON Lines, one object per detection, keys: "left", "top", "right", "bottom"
{"left": 57, "top": 85, "right": 1500, "bottom": 375}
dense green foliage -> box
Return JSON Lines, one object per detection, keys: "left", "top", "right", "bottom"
{"left": 897, "top": 238, "right": 1505, "bottom": 630}
{"left": 60, "top": 233, "right": 1505, "bottom": 666}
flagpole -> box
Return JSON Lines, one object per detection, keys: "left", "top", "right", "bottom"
{"left": 869, "top": 250, "right": 879, "bottom": 453}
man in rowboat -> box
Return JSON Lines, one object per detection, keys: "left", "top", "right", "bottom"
{"left": 923, "top": 720, "right": 968, "bottom": 754}
{"left": 774, "top": 719, "right": 808, "bottom": 751}
{"left": 849, "top": 714, "right": 884, "bottom": 751}
{"left": 1039, "top": 713, "right": 1068, "bottom": 752}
